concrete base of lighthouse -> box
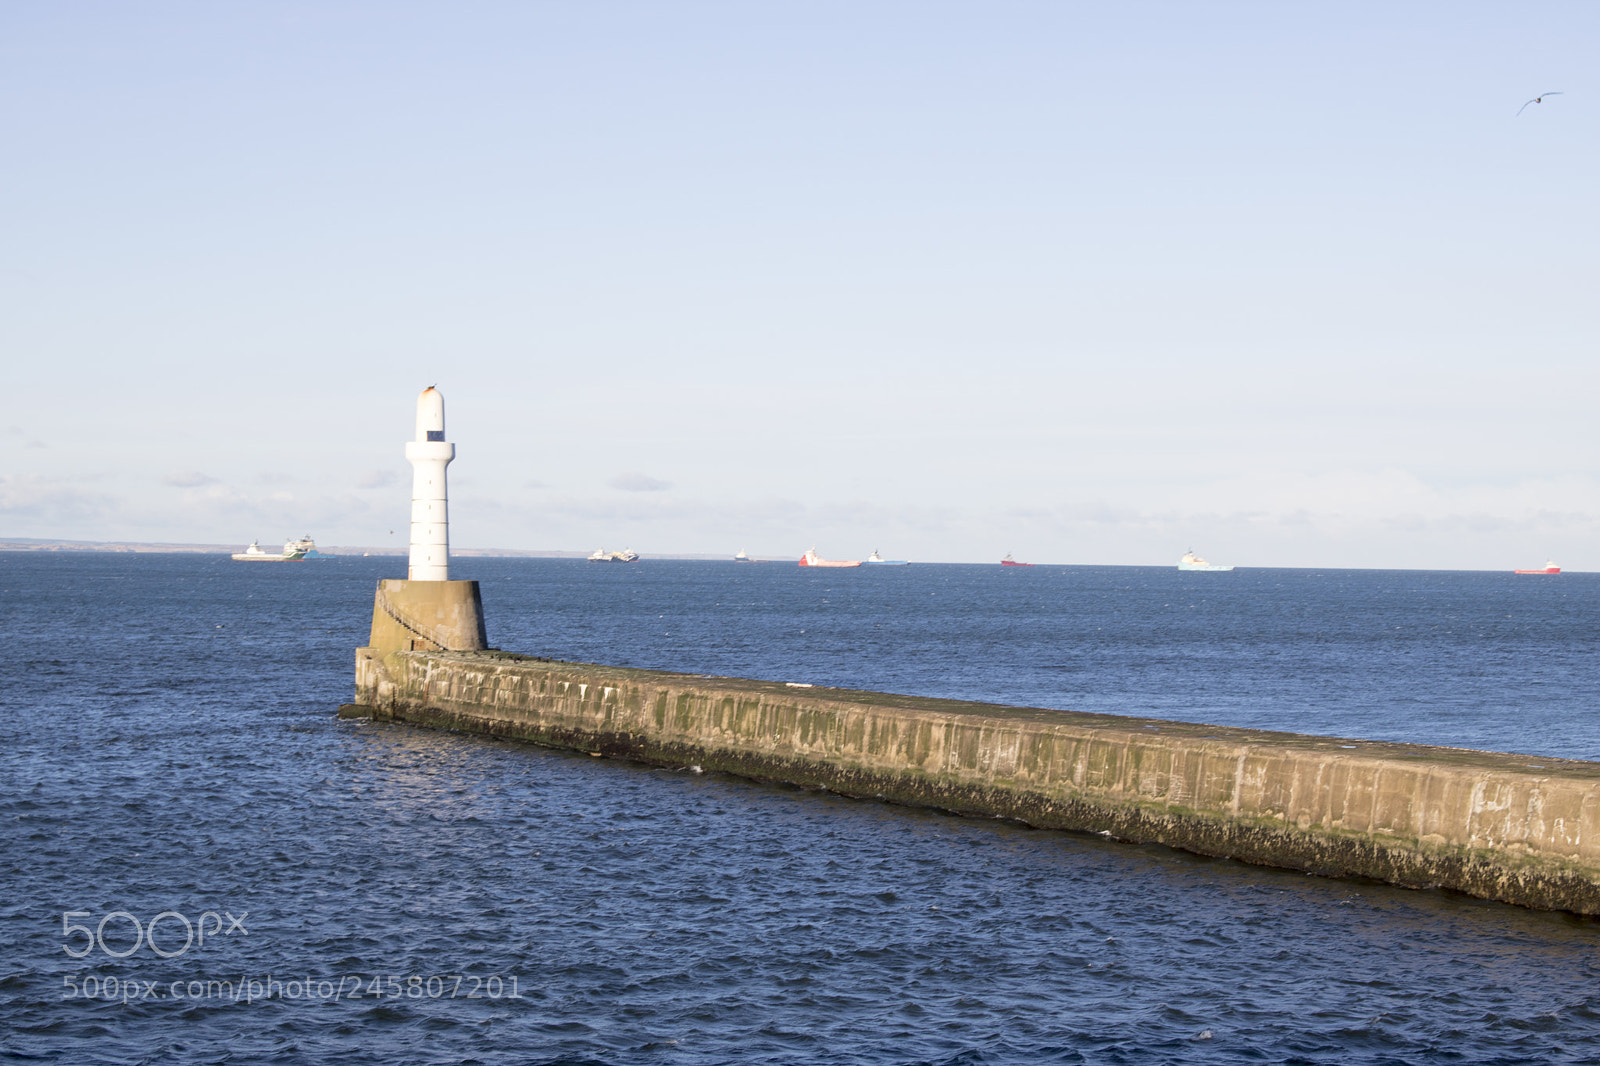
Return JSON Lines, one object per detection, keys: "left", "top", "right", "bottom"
{"left": 349, "top": 581, "right": 490, "bottom": 723}
{"left": 363, "top": 579, "right": 489, "bottom": 654}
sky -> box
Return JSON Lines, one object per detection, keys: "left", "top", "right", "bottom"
{"left": 2, "top": 2, "right": 1596, "bottom": 568}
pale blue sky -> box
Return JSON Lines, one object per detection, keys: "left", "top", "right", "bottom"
{"left": 3, "top": 2, "right": 1595, "bottom": 567}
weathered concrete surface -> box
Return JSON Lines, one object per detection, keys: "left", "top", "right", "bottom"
{"left": 346, "top": 648, "right": 1600, "bottom": 914}
{"left": 366, "top": 579, "right": 488, "bottom": 653}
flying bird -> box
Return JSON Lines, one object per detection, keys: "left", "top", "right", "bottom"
{"left": 1517, "top": 91, "right": 1563, "bottom": 116}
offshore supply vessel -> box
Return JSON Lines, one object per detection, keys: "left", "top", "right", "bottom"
{"left": 1178, "top": 551, "right": 1233, "bottom": 572}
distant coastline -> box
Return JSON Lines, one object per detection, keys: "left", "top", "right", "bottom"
{"left": 0, "top": 537, "right": 401, "bottom": 556}
{"left": 0, "top": 538, "right": 745, "bottom": 560}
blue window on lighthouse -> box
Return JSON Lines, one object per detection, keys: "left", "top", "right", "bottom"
{"left": 427, "top": 430, "right": 444, "bottom": 441}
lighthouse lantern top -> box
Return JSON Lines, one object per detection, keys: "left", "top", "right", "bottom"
{"left": 415, "top": 387, "right": 445, "bottom": 442}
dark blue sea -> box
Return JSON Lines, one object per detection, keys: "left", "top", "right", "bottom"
{"left": 3, "top": 554, "right": 1599, "bottom": 1065}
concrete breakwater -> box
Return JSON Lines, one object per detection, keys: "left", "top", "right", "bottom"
{"left": 345, "top": 646, "right": 1600, "bottom": 914}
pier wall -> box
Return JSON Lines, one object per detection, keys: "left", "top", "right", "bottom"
{"left": 345, "top": 649, "right": 1600, "bottom": 914}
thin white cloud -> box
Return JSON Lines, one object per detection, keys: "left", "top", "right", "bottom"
{"left": 0, "top": 474, "right": 116, "bottom": 523}
{"left": 164, "top": 471, "right": 219, "bottom": 488}
{"left": 608, "top": 473, "right": 671, "bottom": 493}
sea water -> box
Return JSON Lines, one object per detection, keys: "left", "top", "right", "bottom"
{"left": 2, "top": 554, "right": 1597, "bottom": 1064}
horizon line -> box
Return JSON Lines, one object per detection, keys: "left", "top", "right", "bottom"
{"left": 0, "top": 538, "right": 1581, "bottom": 573}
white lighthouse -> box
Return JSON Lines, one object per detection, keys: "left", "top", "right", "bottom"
{"left": 357, "top": 386, "right": 486, "bottom": 657}
{"left": 404, "top": 386, "right": 453, "bottom": 580}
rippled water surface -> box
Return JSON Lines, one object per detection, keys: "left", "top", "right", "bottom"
{"left": 3, "top": 554, "right": 1599, "bottom": 1064}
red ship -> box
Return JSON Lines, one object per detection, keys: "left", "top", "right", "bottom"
{"left": 1514, "top": 561, "right": 1560, "bottom": 574}
{"left": 1000, "top": 554, "right": 1033, "bottom": 567}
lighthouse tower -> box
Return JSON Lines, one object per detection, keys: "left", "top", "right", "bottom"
{"left": 405, "top": 386, "right": 453, "bottom": 580}
{"left": 356, "top": 386, "right": 488, "bottom": 658}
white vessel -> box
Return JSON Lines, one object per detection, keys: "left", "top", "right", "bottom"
{"left": 734, "top": 550, "right": 753, "bottom": 562}
{"left": 588, "top": 547, "right": 640, "bottom": 563}
{"left": 231, "top": 539, "right": 306, "bottom": 561}
{"left": 286, "top": 534, "right": 327, "bottom": 559}
{"left": 863, "top": 550, "right": 908, "bottom": 565}
{"left": 1178, "top": 551, "right": 1233, "bottom": 572}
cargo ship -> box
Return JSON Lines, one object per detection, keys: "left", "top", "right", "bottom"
{"left": 863, "top": 550, "right": 908, "bottom": 565}
{"left": 588, "top": 547, "right": 640, "bottom": 563}
{"left": 799, "top": 548, "right": 860, "bottom": 568}
{"left": 1514, "top": 561, "right": 1560, "bottom": 575}
{"left": 1000, "top": 554, "right": 1033, "bottom": 567}
{"left": 1178, "top": 551, "right": 1233, "bottom": 572}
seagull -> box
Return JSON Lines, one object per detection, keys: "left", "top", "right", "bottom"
{"left": 1517, "top": 91, "right": 1563, "bottom": 116}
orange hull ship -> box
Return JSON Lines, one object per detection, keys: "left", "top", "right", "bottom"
{"left": 799, "top": 548, "right": 860, "bottom": 568}
{"left": 1000, "top": 554, "right": 1033, "bottom": 567}
{"left": 1514, "top": 561, "right": 1560, "bottom": 575}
